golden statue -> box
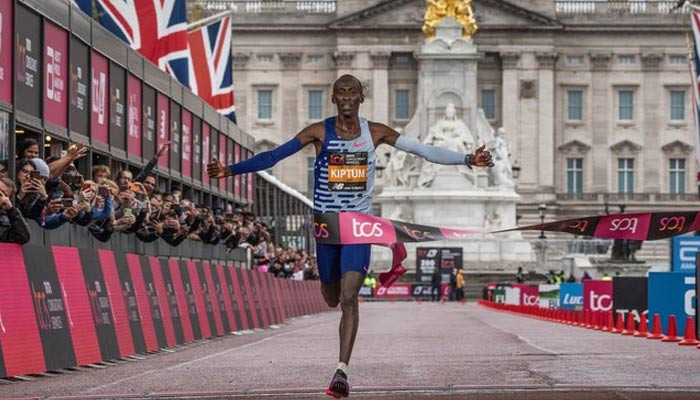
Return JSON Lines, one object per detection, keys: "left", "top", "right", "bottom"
{"left": 422, "top": 0, "right": 478, "bottom": 39}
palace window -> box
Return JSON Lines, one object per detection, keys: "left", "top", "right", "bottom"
{"left": 257, "top": 90, "right": 272, "bottom": 120}
{"left": 670, "top": 158, "right": 686, "bottom": 194}
{"left": 308, "top": 90, "right": 323, "bottom": 120}
{"left": 670, "top": 90, "right": 686, "bottom": 121}
{"left": 618, "top": 90, "right": 634, "bottom": 121}
{"left": 617, "top": 158, "right": 634, "bottom": 194}
{"left": 395, "top": 90, "right": 410, "bottom": 120}
{"left": 566, "top": 158, "right": 583, "bottom": 194}
{"left": 567, "top": 90, "right": 583, "bottom": 121}
{"left": 481, "top": 89, "right": 496, "bottom": 120}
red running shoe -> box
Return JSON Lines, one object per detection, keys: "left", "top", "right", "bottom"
{"left": 325, "top": 369, "right": 350, "bottom": 398}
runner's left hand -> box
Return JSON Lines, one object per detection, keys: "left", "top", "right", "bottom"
{"left": 469, "top": 145, "right": 494, "bottom": 167}
{"left": 207, "top": 159, "right": 229, "bottom": 179}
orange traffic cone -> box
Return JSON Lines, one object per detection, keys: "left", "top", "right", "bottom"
{"left": 621, "top": 313, "right": 636, "bottom": 336}
{"left": 634, "top": 313, "right": 648, "bottom": 337}
{"left": 662, "top": 315, "right": 682, "bottom": 342}
{"left": 648, "top": 313, "right": 664, "bottom": 339}
{"left": 612, "top": 312, "right": 624, "bottom": 334}
{"left": 593, "top": 311, "right": 603, "bottom": 330}
{"left": 678, "top": 317, "right": 700, "bottom": 346}
{"left": 601, "top": 311, "right": 613, "bottom": 332}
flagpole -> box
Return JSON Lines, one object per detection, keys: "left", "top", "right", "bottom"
{"left": 188, "top": 9, "right": 235, "bottom": 30}
{"left": 687, "top": 8, "right": 700, "bottom": 201}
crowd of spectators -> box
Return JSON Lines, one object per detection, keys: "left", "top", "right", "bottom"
{"left": 0, "top": 138, "right": 318, "bottom": 281}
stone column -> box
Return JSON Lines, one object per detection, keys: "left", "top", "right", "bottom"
{"left": 279, "top": 52, "right": 302, "bottom": 132}
{"left": 641, "top": 52, "right": 663, "bottom": 193}
{"left": 370, "top": 52, "right": 391, "bottom": 124}
{"left": 589, "top": 52, "right": 612, "bottom": 192}
{"left": 500, "top": 52, "right": 520, "bottom": 161}
{"left": 278, "top": 52, "right": 302, "bottom": 185}
{"left": 233, "top": 52, "right": 250, "bottom": 130}
{"left": 536, "top": 52, "right": 557, "bottom": 192}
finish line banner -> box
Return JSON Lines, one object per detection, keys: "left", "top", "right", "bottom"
{"left": 313, "top": 211, "right": 700, "bottom": 245}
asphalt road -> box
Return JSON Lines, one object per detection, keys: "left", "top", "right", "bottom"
{"left": 3, "top": 301, "right": 700, "bottom": 399}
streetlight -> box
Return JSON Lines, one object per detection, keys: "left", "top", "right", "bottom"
{"left": 511, "top": 161, "right": 521, "bottom": 180}
{"left": 538, "top": 203, "right": 547, "bottom": 239}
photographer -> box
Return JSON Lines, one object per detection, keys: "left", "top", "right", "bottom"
{"left": 15, "top": 159, "right": 49, "bottom": 221}
{"left": 0, "top": 177, "right": 30, "bottom": 244}
{"left": 85, "top": 181, "right": 115, "bottom": 242}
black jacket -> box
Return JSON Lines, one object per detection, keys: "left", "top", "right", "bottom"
{"left": 0, "top": 207, "right": 31, "bottom": 244}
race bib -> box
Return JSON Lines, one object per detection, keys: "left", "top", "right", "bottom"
{"left": 328, "top": 152, "right": 368, "bottom": 191}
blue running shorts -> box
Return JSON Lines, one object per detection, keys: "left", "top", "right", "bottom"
{"left": 315, "top": 243, "right": 371, "bottom": 284}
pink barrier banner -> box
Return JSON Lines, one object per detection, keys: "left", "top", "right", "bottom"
{"left": 373, "top": 283, "right": 413, "bottom": 299}
{"left": 584, "top": 280, "right": 613, "bottom": 312}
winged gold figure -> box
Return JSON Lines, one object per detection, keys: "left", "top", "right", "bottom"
{"left": 422, "top": 0, "right": 478, "bottom": 39}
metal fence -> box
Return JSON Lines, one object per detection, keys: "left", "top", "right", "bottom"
{"left": 199, "top": 0, "right": 336, "bottom": 14}
{"left": 555, "top": 1, "right": 691, "bottom": 15}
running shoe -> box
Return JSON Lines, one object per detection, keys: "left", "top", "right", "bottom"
{"left": 325, "top": 369, "right": 350, "bottom": 398}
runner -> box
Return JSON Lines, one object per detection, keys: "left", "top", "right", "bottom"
{"left": 207, "top": 74, "right": 493, "bottom": 398}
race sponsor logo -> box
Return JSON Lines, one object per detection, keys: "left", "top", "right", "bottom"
{"left": 314, "top": 222, "right": 329, "bottom": 239}
{"left": 583, "top": 280, "right": 612, "bottom": 312}
{"left": 400, "top": 225, "right": 435, "bottom": 241}
{"left": 351, "top": 219, "right": 383, "bottom": 238}
{"left": 594, "top": 214, "right": 650, "bottom": 240}
{"left": 589, "top": 291, "right": 611, "bottom": 311}
{"left": 648, "top": 212, "right": 698, "bottom": 241}
{"left": 514, "top": 284, "right": 539, "bottom": 307}
{"left": 562, "top": 293, "right": 583, "bottom": 306}
{"left": 559, "top": 283, "right": 583, "bottom": 310}
{"left": 394, "top": 221, "right": 441, "bottom": 243}
{"left": 609, "top": 217, "right": 639, "bottom": 234}
{"left": 374, "top": 284, "right": 412, "bottom": 298}
{"left": 672, "top": 236, "right": 700, "bottom": 272}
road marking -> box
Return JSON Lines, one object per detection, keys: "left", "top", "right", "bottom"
{"left": 84, "top": 318, "right": 333, "bottom": 394}
{"left": 478, "top": 315, "right": 559, "bottom": 356}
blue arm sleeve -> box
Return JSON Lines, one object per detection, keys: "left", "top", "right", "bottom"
{"left": 394, "top": 136, "right": 469, "bottom": 167}
{"left": 229, "top": 137, "right": 303, "bottom": 175}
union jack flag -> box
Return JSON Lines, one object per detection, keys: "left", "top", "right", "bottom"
{"left": 689, "top": 8, "right": 700, "bottom": 181}
{"left": 188, "top": 15, "right": 236, "bottom": 122}
{"left": 71, "top": 0, "right": 92, "bottom": 16}
{"left": 77, "top": 0, "right": 191, "bottom": 88}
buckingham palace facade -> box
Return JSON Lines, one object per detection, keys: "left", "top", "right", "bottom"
{"left": 195, "top": 0, "right": 700, "bottom": 231}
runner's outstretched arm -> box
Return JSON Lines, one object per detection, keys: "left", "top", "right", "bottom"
{"left": 207, "top": 123, "right": 323, "bottom": 178}
{"left": 370, "top": 122, "right": 494, "bottom": 168}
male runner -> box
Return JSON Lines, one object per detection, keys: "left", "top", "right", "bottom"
{"left": 207, "top": 74, "right": 493, "bottom": 398}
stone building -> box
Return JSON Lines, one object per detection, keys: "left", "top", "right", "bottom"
{"left": 196, "top": 0, "right": 700, "bottom": 233}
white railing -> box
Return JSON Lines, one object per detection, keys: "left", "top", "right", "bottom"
{"left": 555, "top": 1, "right": 690, "bottom": 15}
{"left": 199, "top": 0, "right": 336, "bottom": 14}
